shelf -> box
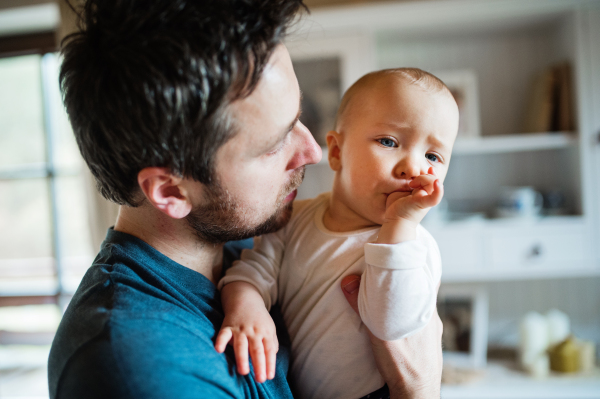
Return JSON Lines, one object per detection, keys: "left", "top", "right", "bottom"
{"left": 453, "top": 132, "right": 577, "bottom": 155}
{"left": 441, "top": 360, "right": 600, "bottom": 399}
{"left": 441, "top": 265, "right": 600, "bottom": 283}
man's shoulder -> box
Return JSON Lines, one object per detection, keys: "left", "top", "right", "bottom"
{"left": 49, "top": 272, "right": 240, "bottom": 399}
{"left": 54, "top": 318, "right": 242, "bottom": 399}
{"left": 53, "top": 315, "right": 294, "bottom": 399}
{"left": 49, "top": 249, "right": 294, "bottom": 399}
{"left": 49, "top": 249, "right": 231, "bottom": 398}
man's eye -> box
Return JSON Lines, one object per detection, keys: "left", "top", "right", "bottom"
{"left": 426, "top": 153, "right": 439, "bottom": 162}
{"left": 266, "top": 143, "right": 284, "bottom": 156}
{"left": 378, "top": 138, "right": 396, "bottom": 148}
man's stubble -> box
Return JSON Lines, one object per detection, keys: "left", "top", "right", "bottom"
{"left": 186, "top": 167, "right": 305, "bottom": 244}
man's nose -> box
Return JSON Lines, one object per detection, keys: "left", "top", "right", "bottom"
{"left": 393, "top": 155, "right": 422, "bottom": 179}
{"left": 286, "top": 121, "right": 322, "bottom": 171}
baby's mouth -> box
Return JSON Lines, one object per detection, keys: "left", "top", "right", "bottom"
{"left": 387, "top": 185, "right": 413, "bottom": 195}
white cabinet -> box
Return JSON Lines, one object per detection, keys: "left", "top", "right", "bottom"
{"left": 429, "top": 224, "right": 484, "bottom": 272}
{"left": 427, "top": 217, "right": 596, "bottom": 282}
{"left": 288, "top": 0, "right": 600, "bottom": 282}
{"left": 488, "top": 224, "right": 588, "bottom": 269}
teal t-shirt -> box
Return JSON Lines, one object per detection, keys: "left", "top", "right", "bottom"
{"left": 48, "top": 229, "right": 293, "bottom": 399}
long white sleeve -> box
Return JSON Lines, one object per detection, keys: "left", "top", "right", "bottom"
{"left": 358, "top": 227, "right": 441, "bottom": 341}
{"left": 217, "top": 231, "right": 286, "bottom": 310}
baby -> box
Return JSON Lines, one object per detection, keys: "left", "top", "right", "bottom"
{"left": 216, "top": 68, "right": 459, "bottom": 399}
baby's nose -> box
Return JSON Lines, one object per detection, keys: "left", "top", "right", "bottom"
{"left": 394, "top": 158, "right": 421, "bottom": 179}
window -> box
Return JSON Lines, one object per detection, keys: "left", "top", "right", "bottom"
{"left": 0, "top": 6, "right": 94, "bottom": 395}
{"left": 0, "top": 52, "right": 94, "bottom": 298}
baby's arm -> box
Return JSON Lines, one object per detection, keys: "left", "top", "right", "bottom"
{"left": 359, "top": 167, "right": 443, "bottom": 341}
{"left": 358, "top": 234, "right": 441, "bottom": 341}
{"left": 215, "top": 281, "right": 278, "bottom": 383}
{"left": 216, "top": 232, "right": 286, "bottom": 383}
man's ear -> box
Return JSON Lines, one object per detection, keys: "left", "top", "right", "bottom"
{"left": 137, "top": 167, "right": 192, "bottom": 219}
{"left": 326, "top": 130, "right": 343, "bottom": 172}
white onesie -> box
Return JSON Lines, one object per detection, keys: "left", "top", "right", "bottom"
{"left": 219, "top": 192, "right": 442, "bottom": 399}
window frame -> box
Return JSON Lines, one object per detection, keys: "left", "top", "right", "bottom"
{"left": 0, "top": 30, "right": 73, "bottom": 301}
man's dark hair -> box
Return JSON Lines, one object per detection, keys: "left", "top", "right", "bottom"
{"left": 60, "top": 0, "right": 305, "bottom": 206}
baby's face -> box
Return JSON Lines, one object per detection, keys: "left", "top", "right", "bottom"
{"left": 329, "top": 79, "right": 459, "bottom": 227}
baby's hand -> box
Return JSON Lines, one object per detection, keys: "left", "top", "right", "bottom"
{"left": 215, "top": 304, "right": 278, "bottom": 383}
{"left": 384, "top": 167, "right": 443, "bottom": 225}
{"left": 377, "top": 167, "right": 443, "bottom": 244}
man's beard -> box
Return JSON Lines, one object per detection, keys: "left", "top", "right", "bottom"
{"left": 186, "top": 167, "right": 305, "bottom": 244}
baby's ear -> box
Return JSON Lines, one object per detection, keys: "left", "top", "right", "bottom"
{"left": 326, "top": 130, "right": 343, "bottom": 171}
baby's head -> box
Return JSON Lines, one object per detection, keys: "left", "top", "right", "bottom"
{"left": 326, "top": 68, "right": 459, "bottom": 226}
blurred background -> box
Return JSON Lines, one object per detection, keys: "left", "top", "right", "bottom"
{"left": 0, "top": 0, "right": 599, "bottom": 398}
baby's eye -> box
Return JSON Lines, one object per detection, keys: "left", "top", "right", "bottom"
{"left": 426, "top": 153, "right": 439, "bottom": 162}
{"left": 378, "top": 138, "right": 397, "bottom": 148}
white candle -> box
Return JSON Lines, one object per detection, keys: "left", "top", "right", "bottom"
{"left": 546, "top": 309, "right": 570, "bottom": 346}
{"left": 526, "top": 353, "right": 550, "bottom": 378}
{"left": 579, "top": 340, "right": 596, "bottom": 373}
{"left": 520, "top": 312, "right": 549, "bottom": 368}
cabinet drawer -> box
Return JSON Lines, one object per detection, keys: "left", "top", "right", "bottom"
{"left": 490, "top": 231, "right": 588, "bottom": 268}
{"left": 435, "top": 234, "right": 483, "bottom": 269}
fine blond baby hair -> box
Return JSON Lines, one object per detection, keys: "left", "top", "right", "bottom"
{"left": 334, "top": 67, "right": 451, "bottom": 130}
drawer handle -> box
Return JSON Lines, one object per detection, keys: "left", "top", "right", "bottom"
{"left": 528, "top": 244, "right": 543, "bottom": 259}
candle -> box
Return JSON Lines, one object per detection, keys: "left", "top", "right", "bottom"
{"left": 579, "top": 340, "right": 596, "bottom": 373}
{"left": 519, "top": 312, "right": 549, "bottom": 369}
{"left": 527, "top": 353, "right": 550, "bottom": 378}
{"left": 546, "top": 309, "right": 570, "bottom": 346}
{"left": 548, "top": 336, "right": 579, "bottom": 373}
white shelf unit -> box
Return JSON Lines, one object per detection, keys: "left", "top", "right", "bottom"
{"left": 452, "top": 132, "right": 578, "bottom": 155}
{"left": 290, "top": 0, "right": 600, "bottom": 282}
{"left": 289, "top": 3, "right": 600, "bottom": 395}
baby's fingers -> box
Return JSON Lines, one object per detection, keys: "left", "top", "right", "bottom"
{"left": 416, "top": 180, "right": 444, "bottom": 208}
{"left": 264, "top": 335, "right": 279, "bottom": 380}
{"left": 215, "top": 328, "right": 233, "bottom": 353}
{"left": 249, "top": 335, "right": 267, "bottom": 383}
{"left": 409, "top": 174, "right": 437, "bottom": 192}
{"left": 234, "top": 333, "right": 250, "bottom": 375}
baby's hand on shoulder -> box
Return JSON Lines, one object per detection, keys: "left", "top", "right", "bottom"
{"left": 215, "top": 299, "right": 278, "bottom": 383}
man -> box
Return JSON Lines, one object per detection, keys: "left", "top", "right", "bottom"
{"left": 48, "top": 0, "right": 442, "bottom": 398}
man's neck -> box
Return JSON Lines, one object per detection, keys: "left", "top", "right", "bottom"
{"left": 114, "top": 204, "right": 224, "bottom": 284}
